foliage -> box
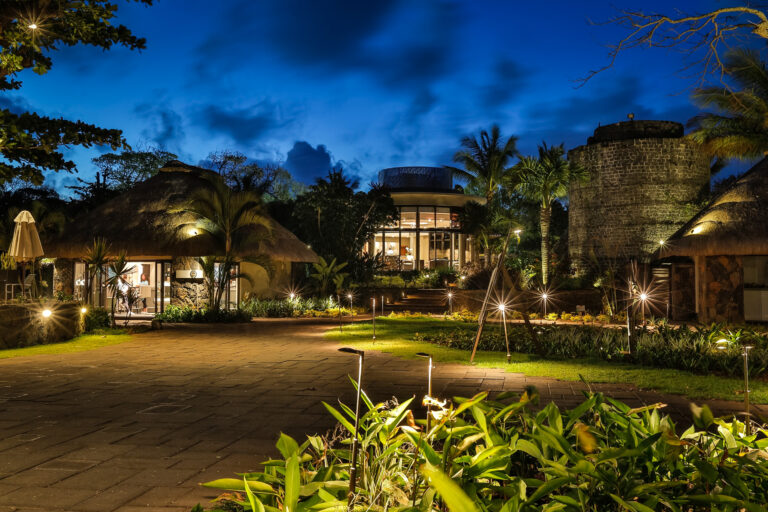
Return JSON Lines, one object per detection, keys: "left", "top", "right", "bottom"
{"left": 240, "top": 297, "right": 356, "bottom": 318}
{"left": 174, "top": 173, "right": 272, "bottom": 312}
{"left": 154, "top": 304, "right": 252, "bottom": 323}
{"left": 83, "top": 307, "right": 110, "bottom": 332}
{"left": 415, "top": 322, "right": 768, "bottom": 378}
{"left": 689, "top": 49, "right": 768, "bottom": 160}
{"left": 514, "top": 143, "right": 587, "bottom": 285}
{"left": 202, "top": 150, "right": 306, "bottom": 201}
{"left": 0, "top": 0, "right": 154, "bottom": 184}
{"left": 105, "top": 251, "right": 133, "bottom": 327}
{"left": 82, "top": 237, "right": 109, "bottom": 306}
{"left": 446, "top": 124, "right": 518, "bottom": 202}
{"left": 202, "top": 386, "right": 768, "bottom": 512}
{"left": 310, "top": 257, "right": 348, "bottom": 296}
{"left": 283, "top": 168, "right": 398, "bottom": 277}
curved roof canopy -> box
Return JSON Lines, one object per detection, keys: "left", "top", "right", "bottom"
{"left": 658, "top": 157, "right": 768, "bottom": 258}
{"left": 45, "top": 161, "right": 317, "bottom": 262}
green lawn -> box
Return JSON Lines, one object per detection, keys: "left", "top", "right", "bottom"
{"left": 326, "top": 317, "right": 768, "bottom": 404}
{"left": 0, "top": 330, "right": 132, "bottom": 360}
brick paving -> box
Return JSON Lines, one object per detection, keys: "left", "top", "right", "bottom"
{"left": 0, "top": 319, "right": 763, "bottom": 512}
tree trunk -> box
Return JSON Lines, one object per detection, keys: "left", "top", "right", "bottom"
{"left": 540, "top": 204, "right": 551, "bottom": 285}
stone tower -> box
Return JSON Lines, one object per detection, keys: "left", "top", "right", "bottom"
{"left": 568, "top": 120, "right": 710, "bottom": 273}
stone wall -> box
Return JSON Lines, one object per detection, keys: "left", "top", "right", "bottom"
{"left": 170, "top": 258, "right": 208, "bottom": 308}
{"left": 568, "top": 121, "right": 710, "bottom": 273}
{"left": 670, "top": 262, "right": 696, "bottom": 321}
{"left": 53, "top": 258, "right": 75, "bottom": 297}
{"left": 0, "top": 302, "right": 83, "bottom": 349}
{"left": 701, "top": 255, "right": 743, "bottom": 323}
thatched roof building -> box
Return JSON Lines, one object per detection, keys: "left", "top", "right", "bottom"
{"left": 45, "top": 161, "right": 317, "bottom": 262}
{"left": 659, "top": 157, "right": 768, "bottom": 258}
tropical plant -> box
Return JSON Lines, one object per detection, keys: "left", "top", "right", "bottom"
{"left": 689, "top": 49, "right": 768, "bottom": 160}
{"left": 310, "top": 257, "right": 349, "bottom": 296}
{"left": 82, "top": 237, "right": 110, "bottom": 305}
{"left": 447, "top": 124, "right": 518, "bottom": 202}
{"left": 175, "top": 173, "right": 273, "bottom": 312}
{"left": 202, "top": 386, "right": 768, "bottom": 512}
{"left": 514, "top": 143, "right": 587, "bottom": 285}
{"left": 105, "top": 251, "right": 133, "bottom": 327}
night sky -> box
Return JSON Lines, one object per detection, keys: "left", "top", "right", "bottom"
{"left": 7, "top": 0, "right": 754, "bottom": 194}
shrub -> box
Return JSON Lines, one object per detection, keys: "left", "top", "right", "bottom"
{"left": 154, "top": 305, "right": 252, "bottom": 323}
{"left": 546, "top": 312, "right": 559, "bottom": 321}
{"left": 201, "top": 387, "right": 768, "bottom": 512}
{"left": 240, "top": 297, "right": 358, "bottom": 318}
{"left": 83, "top": 307, "right": 110, "bottom": 331}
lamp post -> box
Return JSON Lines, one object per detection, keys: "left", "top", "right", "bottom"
{"left": 416, "top": 352, "right": 433, "bottom": 433}
{"left": 337, "top": 293, "right": 343, "bottom": 333}
{"left": 639, "top": 292, "right": 648, "bottom": 325}
{"left": 497, "top": 303, "right": 511, "bottom": 363}
{"left": 541, "top": 293, "right": 548, "bottom": 319}
{"left": 338, "top": 347, "right": 365, "bottom": 507}
{"left": 372, "top": 297, "right": 376, "bottom": 340}
{"left": 347, "top": 293, "right": 353, "bottom": 313}
{"left": 716, "top": 337, "right": 753, "bottom": 435}
{"left": 447, "top": 292, "right": 453, "bottom": 314}
{"left": 381, "top": 295, "right": 385, "bottom": 315}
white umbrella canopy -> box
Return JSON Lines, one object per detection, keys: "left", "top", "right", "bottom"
{"left": 8, "top": 210, "right": 44, "bottom": 262}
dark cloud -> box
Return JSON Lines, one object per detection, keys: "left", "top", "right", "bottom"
{"left": 134, "top": 103, "right": 185, "bottom": 149}
{"left": 481, "top": 59, "right": 527, "bottom": 109}
{"left": 196, "top": 101, "right": 297, "bottom": 147}
{"left": 284, "top": 142, "right": 333, "bottom": 183}
{"left": 0, "top": 95, "right": 31, "bottom": 114}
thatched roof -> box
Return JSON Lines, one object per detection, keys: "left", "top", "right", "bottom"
{"left": 658, "top": 157, "right": 768, "bottom": 258}
{"left": 45, "top": 161, "right": 317, "bottom": 262}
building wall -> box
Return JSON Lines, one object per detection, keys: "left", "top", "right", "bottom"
{"left": 170, "top": 258, "right": 208, "bottom": 307}
{"left": 698, "top": 255, "right": 744, "bottom": 323}
{"left": 568, "top": 121, "right": 710, "bottom": 273}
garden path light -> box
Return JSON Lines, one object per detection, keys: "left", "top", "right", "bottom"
{"left": 337, "top": 347, "right": 364, "bottom": 508}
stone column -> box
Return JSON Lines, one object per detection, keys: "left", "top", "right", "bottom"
{"left": 458, "top": 234, "right": 466, "bottom": 267}
{"left": 170, "top": 258, "right": 208, "bottom": 308}
{"left": 53, "top": 258, "right": 75, "bottom": 297}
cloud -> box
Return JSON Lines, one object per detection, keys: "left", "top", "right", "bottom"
{"left": 134, "top": 103, "right": 185, "bottom": 149}
{"left": 196, "top": 101, "right": 298, "bottom": 147}
{"left": 481, "top": 59, "right": 527, "bottom": 109}
{"left": 0, "top": 95, "right": 31, "bottom": 114}
{"left": 284, "top": 142, "right": 333, "bottom": 183}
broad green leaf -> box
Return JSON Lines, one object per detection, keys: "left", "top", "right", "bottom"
{"left": 284, "top": 453, "right": 300, "bottom": 512}
{"left": 421, "top": 464, "right": 479, "bottom": 512}
{"left": 202, "top": 478, "right": 274, "bottom": 493}
{"left": 322, "top": 402, "right": 356, "bottom": 435}
{"left": 277, "top": 433, "right": 300, "bottom": 459}
{"left": 610, "top": 493, "right": 656, "bottom": 512}
{"left": 245, "top": 476, "right": 266, "bottom": 512}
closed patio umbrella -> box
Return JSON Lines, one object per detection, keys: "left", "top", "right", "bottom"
{"left": 8, "top": 211, "right": 44, "bottom": 297}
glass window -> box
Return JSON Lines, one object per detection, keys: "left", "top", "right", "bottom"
{"left": 450, "top": 209, "right": 461, "bottom": 229}
{"left": 400, "top": 207, "right": 417, "bottom": 229}
{"left": 383, "top": 232, "right": 399, "bottom": 270}
{"left": 431, "top": 232, "right": 451, "bottom": 268}
{"left": 419, "top": 232, "right": 431, "bottom": 269}
{"left": 373, "top": 232, "right": 384, "bottom": 257}
{"left": 419, "top": 207, "right": 435, "bottom": 229}
{"left": 400, "top": 231, "right": 416, "bottom": 270}
{"left": 74, "top": 262, "right": 86, "bottom": 302}
{"left": 436, "top": 207, "right": 451, "bottom": 228}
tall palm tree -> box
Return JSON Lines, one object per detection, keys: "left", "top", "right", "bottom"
{"left": 82, "top": 237, "right": 109, "bottom": 305}
{"left": 447, "top": 125, "right": 519, "bottom": 202}
{"left": 515, "top": 143, "right": 587, "bottom": 285}
{"left": 175, "top": 174, "right": 273, "bottom": 312}
{"left": 689, "top": 49, "right": 768, "bottom": 159}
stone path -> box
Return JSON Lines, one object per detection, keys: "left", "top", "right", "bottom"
{"left": 0, "top": 319, "right": 762, "bottom": 512}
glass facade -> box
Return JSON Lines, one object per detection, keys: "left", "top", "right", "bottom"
{"left": 371, "top": 206, "right": 467, "bottom": 270}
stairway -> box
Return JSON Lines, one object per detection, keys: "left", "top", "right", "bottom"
{"left": 385, "top": 289, "right": 451, "bottom": 314}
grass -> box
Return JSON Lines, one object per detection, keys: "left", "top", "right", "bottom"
{"left": 326, "top": 317, "right": 768, "bottom": 404}
{"left": 0, "top": 329, "right": 132, "bottom": 360}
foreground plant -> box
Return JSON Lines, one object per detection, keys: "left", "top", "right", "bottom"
{"left": 197, "top": 386, "right": 768, "bottom": 511}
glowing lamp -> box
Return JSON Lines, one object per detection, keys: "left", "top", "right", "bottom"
{"left": 541, "top": 293, "right": 548, "bottom": 300}
{"left": 28, "top": 23, "right": 37, "bottom": 29}
{"left": 189, "top": 228, "right": 199, "bottom": 236}
{"left": 497, "top": 303, "right": 506, "bottom": 312}
{"left": 691, "top": 225, "right": 703, "bottom": 235}
{"left": 639, "top": 293, "right": 648, "bottom": 301}
{"left": 289, "top": 292, "right": 295, "bottom": 300}
{"left": 514, "top": 229, "right": 522, "bottom": 235}
{"left": 659, "top": 240, "right": 665, "bottom": 246}
{"left": 447, "top": 292, "right": 453, "bottom": 298}
{"left": 80, "top": 307, "right": 87, "bottom": 314}
{"left": 41, "top": 309, "right": 51, "bottom": 318}
{"left": 347, "top": 294, "right": 352, "bottom": 299}
{"left": 715, "top": 338, "right": 729, "bottom": 350}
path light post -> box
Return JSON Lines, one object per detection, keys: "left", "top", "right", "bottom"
{"left": 541, "top": 293, "right": 548, "bottom": 319}
{"left": 416, "top": 352, "right": 434, "bottom": 433}
{"left": 347, "top": 293, "right": 353, "bottom": 313}
{"left": 639, "top": 292, "right": 648, "bottom": 326}
{"left": 447, "top": 292, "right": 453, "bottom": 315}
{"left": 338, "top": 347, "right": 365, "bottom": 508}
{"left": 716, "top": 337, "right": 753, "bottom": 435}
{"left": 337, "top": 293, "right": 343, "bottom": 333}
{"left": 372, "top": 297, "right": 376, "bottom": 340}
{"left": 381, "top": 295, "right": 385, "bottom": 315}
{"left": 497, "top": 303, "right": 511, "bottom": 363}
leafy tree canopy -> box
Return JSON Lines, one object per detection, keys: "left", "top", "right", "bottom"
{"left": 91, "top": 146, "right": 177, "bottom": 191}
{"left": 0, "top": 1, "right": 153, "bottom": 185}
{"left": 202, "top": 150, "right": 307, "bottom": 201}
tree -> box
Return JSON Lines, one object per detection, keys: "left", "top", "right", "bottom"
{"left": 583, "top": 6, "right": 768, "bottom": 88}
{"left": 689, "top": 49, "right": 768, "bottom": 160}
{"left": 310, "top": 257, "right": 348, "bottom": 296}
{"left": 202, "top": 151, "right": 306, "bottom": 201}
{"left": 291, "top": 168, "right": 397, "bottom": 275}
{"left": 82, "top": 237, "right": 109, "bottom": 306}
{"left": 446, "top": 125, "right": 518, "bottom": 202}
{"left": 92, "top": 147, "right": 177, "bottom": 191}
{"left": 175, "top": 174, "right": 272, "bottom": 312}
{"left": 514, "top": 143, "right": 587, "bottom": 285}
{"left": 0, "top": 1, "right": 153, "bottom": 185}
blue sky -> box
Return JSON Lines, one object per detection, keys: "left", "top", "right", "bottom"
{"left": 8, "top": 0, "right": 755, "bottom": 193}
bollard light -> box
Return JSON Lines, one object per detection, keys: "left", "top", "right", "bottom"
{"left": 80, "top": 307, "right": 87, "bottom": 314}
{"left": 372, "top": 297, "right": 376, "bottom": 340}
{"left": 447, "top": 291, "right": 453, "bottom": 314}
{"left": 41, "top": 309, "right": 52, "bottom": 318}
{"left": 416, "top": 352, "right": 434, "bottom": 433}
{"left": 338, "top": 347, "right": 365, "bottom": 507}
{"left": 497, "top": 303, "right": 511, "bottom": 363}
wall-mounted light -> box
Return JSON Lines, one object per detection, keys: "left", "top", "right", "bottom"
{"left": 691, "top": 225, "right": 703, "bottom": 235}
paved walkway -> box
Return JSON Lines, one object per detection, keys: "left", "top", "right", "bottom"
{"left": 0, "top": 320, "right": 761, "bottom": 512}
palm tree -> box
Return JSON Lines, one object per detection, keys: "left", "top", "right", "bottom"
{"left": 515, "top": 143, "right": 587, "bottom": 285}
{"left": 82, "top": 237, "right": 109, "bottom": 305}
{"left": 689, "top": 49, "right": 768, "bottom": 159}
{"left": 310, "top": 256, "right": 349, "bottom": 296}
{"left": 175, "top": 174, "right": 273, "bottom": 312}
{"left": 106, "top": 251, "right": 133, "bottom": 327}
{"left": 447, "top": 125, "right": 519, "bottom": 202}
